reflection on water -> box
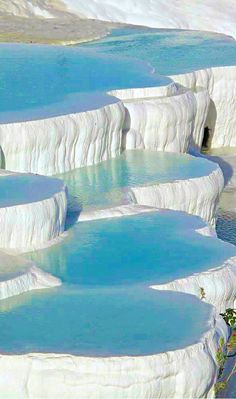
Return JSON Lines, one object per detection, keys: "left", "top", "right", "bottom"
{"left": 56, "top": 150, "right": 215, "bottom": 212}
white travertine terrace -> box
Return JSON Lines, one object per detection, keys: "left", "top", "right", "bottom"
{"left": 122, "top": 89, "right": 195, "bottom": 153}
{"left": 0, "top": 68, "right": 232, "bottom": 229}
{"left": 170, "top": 66, "right": 236, "bottom": 149}
{"left": 153, "top": 257, "right": 236, "bottom": 313}
{"left": 0, "top": 251, "right": 61, "bottom": 300}
{"left": 78, "top": 204, "right": 157, "bottom": 222}
{"left": 0, "top": 264, "right": 61, "bottom": 300}
{"left": 0, "top": 101, "right": 125, "bottom": 175}
{"left": 0, "top": 170, "right": 67, "bottom": 251}
{"left": 129, "top": 165, "right": 224, "bottom": 226}
{"left": 0, "top": 44, "right": 235, "bottom": 399}
{"left": 0, "top": 310, "right": 228, "bottom": 399}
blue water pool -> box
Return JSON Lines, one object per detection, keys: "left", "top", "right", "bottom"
{"left": 0, "top": 174, "right": 63, "bottom": 207}
{"left": 83, "top": 27, "right": 236, "bottom": 75}
{"left": 57, "top": 150, "right": 216, "bottom": 211}
{"left": 0, "top": 43, "right": 168, "bottom": 123}
{"left": 29, "top": 212, "right": 236, "bottom": 287}
{"left": 0, "top": 286, "right": 212, "bottom": 356}
{"left": 0, "top": 27, "right": 236, "bottom": 123}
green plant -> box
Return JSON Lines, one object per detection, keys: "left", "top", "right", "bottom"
{"left": 215, "top": 330, "right": 236, "bottom": 396}
{"left": 220, "top": 308, "right": 236, "bottom": 327}
{"left": 215, "top": 381, "right": 227, "bottom": 394}
{"left": 199, "top": 287, "right": 206, "bottom": 300}
{"left": 216, "top": 337, "right": 226, "bottom": 378}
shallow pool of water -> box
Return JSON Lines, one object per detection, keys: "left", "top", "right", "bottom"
{"left": 57, "top": 150, "right": 216, "bottom": 211}
{"left": 83, "top": 27, "right": 236, "bottom": 75}
{"left": 29, "top": 211, "right": 236, "bottom": 287}
{"left": 0, "top": 43, "right": 168, "bottom": 123}
{"left": 0, "top": 285, "right": 212, "bottom": 356}
{"left": 0, "top": 27, "right": 236, "bottom": 123}
{"left": 0, "top": 174, "right": 63, "bottom": 207}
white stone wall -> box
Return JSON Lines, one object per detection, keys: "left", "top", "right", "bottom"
{"left": 0, "top": 101, "right": 125, "bottom": 175}
{"left": 170, "top": 66, "right": 236, "bottom": 149}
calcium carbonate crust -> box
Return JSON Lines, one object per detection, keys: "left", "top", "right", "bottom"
{"left": 0, "top": 170, "right": 67, "bottom": 251}
{"left": 152, "top": 256, "right": 236, "bottom": 313}
{"left": 170, "top": 66, "right": 236, "bottom": 149}
{"left": 0, "top": 306, "right": 228, "bottom": 399}
{"left": 0, "top": 264, "right": 61, "bottom": 301}
{"left": 0, "top": 49, "right": 235, "bottom": 399}
{"left": 129, "top": 165, "right": 224, "bottom": 226}
{"left": 0, "top": 101, "right": 125, "bottom": 175}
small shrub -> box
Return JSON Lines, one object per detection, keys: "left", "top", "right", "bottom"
{"left": 199, "top": 287, "right": 206, "bottom": 300}
{"left": 220, "top": 308, "right": 236, "bottom": 327}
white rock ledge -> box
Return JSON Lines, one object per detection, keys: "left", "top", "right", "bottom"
{"left": 170, "top": 66, "right": 236, "bottom": 149}
{"left": 152, "top": 256, "right": 236, "bottom": 313}
{"left": 129, "top": 165, "right": 224, "bottom": 226}
{"left": 0, "top": 171, "right": 68, "bottom": 251}
{"left": 0, "top": 101, "right": 125, "bottom": 175}
{"left": 0, "top": 309, "right": 228, "bottom": 399}
{"left": 0, "top": 250, "right": 61, "bottom": 301}
{"left": 78, "top": 204, "right": 158, "bottom": 222}
{"left": 0, "top": 265, "right": 61, "bottom": 301}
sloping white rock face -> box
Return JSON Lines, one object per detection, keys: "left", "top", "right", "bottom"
{"left": 62, "top": 0, "right": 236, "bottom": 39}
{"left": 0, "top": 251, "right": 61, "bottom": 300}
{"left": 130, "top": 166, "right": 224, "bottom": 226}
{"left": 108, "top": 82, "right": 178, "bottom": 101}
{"left": 0, "top": 265, "right": 61, "bottom": 300}
{"left": 79, "top": 204, "right": 157, "bottom": 222}
{"left": 0, "top": 171, "right": 67, "bottom": 251}
{"left": 191, "top": 88, "right": 211, "bottom": 150}
{"left": 170, "top": 66, "right": 236, "bottom": 149}
{"left": 122, "top": 89, "right": 196, "bottom": 153}
{"left": 110, "top": 84, "right": 210, "bottom": 153}
{"left": 2, "top": 0, "right": 236, "bottom": 40}
{"left": 153, "top": 257, "right": 236, "bottom": 313}
{"left": 0, "top": 101, "right": 125, "bottom": 175}
{"left": 0, "top": 309, "right": 227, "bottom": 399}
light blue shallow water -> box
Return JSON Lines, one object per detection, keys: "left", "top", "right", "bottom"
{"left": 0, "top": 28, "right": 236, "bottom": 123}
{"left": 0, "top": 43, "right": 168, "bottom": 123}
{"left": 0, "top": 285, "right": 212, "bottom": 356}
{"left": 29, "top": 212, "right": 236, "bottom": 287}
{"left": 83, "top": 27, "right": 236, "bottom": 75}
{"left": 0, "top": 174, "right": 63, "bottom": 207}
{"left": 57, "top": 150, "right": 216, "bottom": 211}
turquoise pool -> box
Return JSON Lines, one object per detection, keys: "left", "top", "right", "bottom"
{"left": 0, "top": 286, "right": 212, "bottom": 356}
{"left": 0, "top": 174, "right": 63, "bottom": 207}
{"left": 0, "top": 28, "right": 236, "bottom": 123}
{"left": 57, "top": 150, "right": 216, "bottom": 211}
{"left": 0, "top": 43, "right": 168, "bottom": 123}
{"left": 83, "top": 27, "right": 236, "bottom": 75}
{"left": 29, "top": 212, "right": 236, "bottom": 287}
